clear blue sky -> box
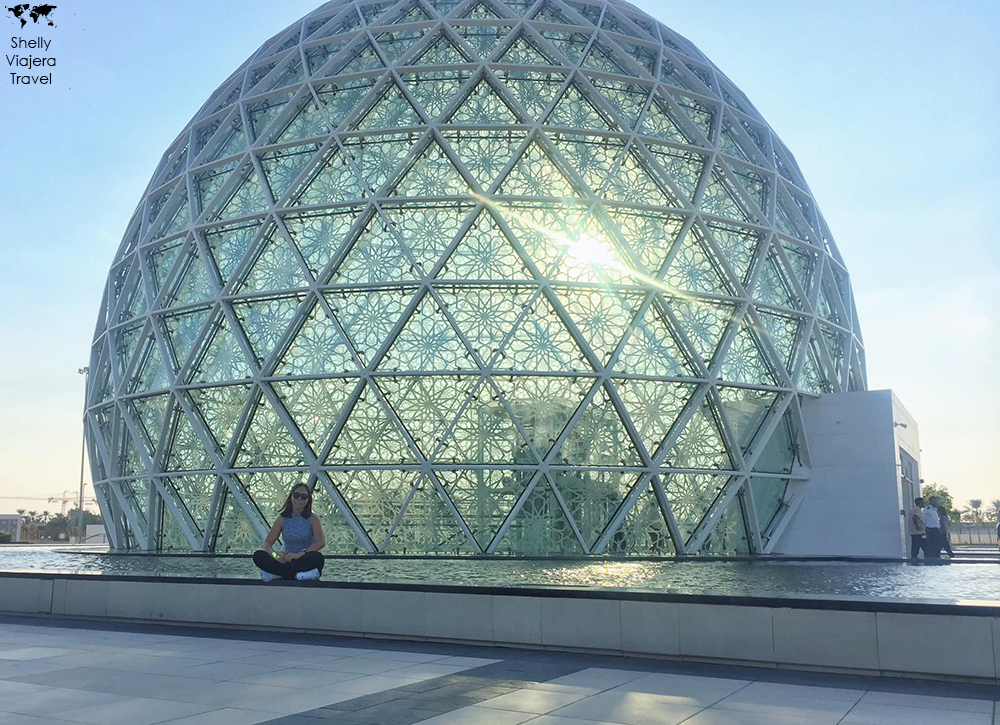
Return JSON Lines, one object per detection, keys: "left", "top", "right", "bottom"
{"left": 0, "top": 0, "right": 997, "bottom": 514}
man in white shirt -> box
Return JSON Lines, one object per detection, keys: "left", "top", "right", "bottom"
{"left": 923, "top": 496, "right": 942, "bottom": 559}
{"left": 908, "top": 497, "right": 926, "bottom": 560}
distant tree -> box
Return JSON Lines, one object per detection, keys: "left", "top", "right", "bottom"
{"left": 65, "top": 508, "right": 102, "bottom": 541}
{"left": 964, "top": 499, "right": 984, "bottom": 524}
{"left": 991, "top": 500, "right": 1000, "bottom": 522}
{"left": 0, "top": 532, "right": 12, "bottom": 544}
{"left": 919, "top": 484, "right": 956, "bottom": 520}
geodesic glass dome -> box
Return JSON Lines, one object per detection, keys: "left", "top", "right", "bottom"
{"left": 86, "top": 0, "right": 865, "bottom": 555}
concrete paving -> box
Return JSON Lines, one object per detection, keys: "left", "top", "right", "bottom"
{"left": 0, "top": 615, "right": 996, "bottom": 724}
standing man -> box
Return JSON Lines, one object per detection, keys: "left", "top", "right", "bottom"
{"left": 908, "top": 497, "right": 926, "bottom": 560}
{"left": 923, "top": 496, "right": 943, "bottom": 559}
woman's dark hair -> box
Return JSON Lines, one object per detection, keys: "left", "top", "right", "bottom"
{"left": 279, "top": 483, "right": 313, "bottom": 519}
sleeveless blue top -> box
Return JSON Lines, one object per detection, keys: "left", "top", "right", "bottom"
{"left": 282, "top": 514, "right": 315, "bottom": 554}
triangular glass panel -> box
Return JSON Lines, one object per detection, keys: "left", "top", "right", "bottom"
{"left": 381, "top": 293, "right": 472, "bottom": 371}
{"left": 554, "top": 383, "right": 640, "bottom": 466}
{"left": 671, "top": 92, "right": 716, "bottom": 142}
{"left": 410, "top": 32, "right": 473, "bottom": 65}
{"left": 615, "top": 40, "right": 658, "bottom": 75}
{"left": 615, "top": 303, "right": 694, "bottom": 377}
{"left": 236, "top": 226, "right": 309, "bottom": 294}
{"left": 378, "top": 375, "right": 474, "bottom": 457}
{"left": 704, "top": 221, "right": 761, "bottom": 285}
{"left": 551, "top": 133, "right": 625, "bottom": 191}
{"left": 747, "top": 475, "right": 787, "bottom": 540}
{"left": 168, "top": 474, "right": 218, "bottom": 533}
{"left": 498, "top": 140, "right": 579, "bottom": 197}
{"left": 376, "top": 27, "right": 428, "bottom": 63}
{"left": 212, "top": 164, "right": 269, "bottom": 222}
{"left": 165, "top": 406, "right": 214, "bottom": 472}
{"left": 538, "top": 28, "right": 590, "bottom": 61}
{"left": 383, "top": 475, "right": 474, "bottom": 554}
{"left": 437, "top": 468, "right": 533, "bottom": 548}
{"left": 327, "top": 469, "right": 416, "bottom": 547}
{"left": 281, "top": 207, "right": 362, "bottom": 276}
{"left": 497, "top": 32, "right": 559, "bottom": 66}
{"left": 114, "top": 322, "right": 144, "bottom": 378}
{"left": 564, "top": 0, "right": 601, "bottom": 25}
{"left": 189, "top": 315, "right": 253, "bottom": 384}
{"left": 496, "top": 294, "right": 587, "bottom": 372}
{"left": 147, "top": 238, "right": 184, "bottom": 294}
{"left": 235, "top": 391, "right": 305, "bottom": 467}
{"left": 499, "top": 200, "right": 588, "bottom": 274}
{"left": 700, "top": 494, "right": 752, "bottom": 555}
{"left": 590, "top": 77, "right": 648, "bottom": 129}
{"left": 292, "top": 148, "right": 365, "bottom": 206}
{"left": 604, "top": 149, "right": 678, "bottom": 207}
{"left": 615, "top": 379, "right": 695, "bottom": 457}
{"left": 436, "top": 284, "right": 536, "bottom": 362}
{"left": 213, "top": 488, "right": 265, "bottom": 554}
{"left": 645, "top": 143, "right": 708, "bottom": 202}
{"left": 232, "top": 295, "right": 303, "bottom": 365}
{"left": 206, "top": 116, "right": 247, "bottom": 164}
{"left": 304, "top": 38, "right": 354, "bottom": 76}
{"left": 756, "top": 308, "right": 803, "bottom": 371}
{"left": 459, "top": 0, "right": 504, "bottom": 18}
{"left": 530, "top": 0, "right": 572, "bottom": 24}
{"left": 752, "top": 411, "right": 797, "bottom": 474}
{"left": 443, "top": 129, "right": 527, "bottom": 190}
{"left": 163, "top": 306, "right": 213, "bottom": 371}
{"left": 400, "top": 70, "right": 469, "bottom": 118}
{"left": 554, "top": 287, "right": 643, "bottom": 364}
{"left": 315, "top": 77, "right": 378, "bottom": 124}
{"left": 310, "top": 477, "right": 369, "bottom": 553}
{"left": 202, "top": 219, "right": 264, "bottom": 287}
{"left": 718, "top": 322, "right": 778, "bottom": 386}
{"left": 556, "top": 469, "right": 642, "bottom": 550}
{"left": 132, "top": 339, "right": 171, "bottom": 392}
{"left": 388, "top": 1, "right": 435, "bottom": 24}
{"left": 274, "top": 299, "right": 357, "bottom": 375}
{"left": 780, "top": 240, "right": 819, "bottom": 300}
{"left": 391, "top": 140, "right": 472, "bottom": 197}
{"left": 725, "top": 160, "right": 770, "bottom": 217}
{"left": 326, "top": 288, "right": 411, "bottom": 365}
{"left": 330, "top": 40, "right": 384, "bottom": 75}
{"left": 799, "top": 341, "right": 832, "bottom": 395}
{"left": 274, "top": 377, "right": 357, "bottom": 454}
{"left": 497, "top": 478, "right": 584, "bottom": 554}
{"left": 435, "top": 380, "right": 532, "bottom": 463}
{"left": 640, "top": 91, "right": 694, "bottom": 144}
{"left": 326, "top": 383, "right": 417, "bottom": 463}
{"left": 425, "top": 0, "right": 463, "bottom": 16}
{"left": 670, "top": 298, "right": 736, "bottom": 365}
{"left": 666, "top": 396, "right": 733, "bottom": 470}
{"left": 131, "top": 393, "right": 170, "bottom": 450}
{"left": 755, "top": 245, "right": 801, "bottom": 310}
{"left": 354, "top": 82, "right": 422, "bottom": 130}
{"left": 454, "top": 22, "right": 509, "bottom": 59}
{"left": 604, "top": 480, "right": 675, "bottom": 555}
{"left": 163, "top": 244, "right": 215, "bottom": 310}
{"left": 190, "top": 384, "right": 252, "bottom": 453}
{"left": 268, "top": 98, "right": 330, "bottom": 145}
{"left": 155, "top": 189, "right": 191, "bottom": 240}
{"left": 331, "top": 212, "right": 419, "bottom": 284}
{"left": 447, "top": 78, "right": 520, "bottom": 123}
{"left": 495, "top": 70, "right": 566, "bottom": 120}
{"left": 259, "top": 143, "right": 322, "bottom": 203}
{"left": 438, "top": 208, "right": 532, "bottom": 281}
{"left": 546, "top": 83, "right": 617, "bottom": 131}
{"left": 194, "top": 160, "right": 240, "bottom": 216}
{"left": 661, "top": 472, "right": 729, "bottom": 542}
{"left": 493, "top": 375, "right": 591, "bottom": 457}
{"left": 342, "top": 133, "right": 418, "bottom": 193}
{"left": 663, "top": 225, "right": 732, "bottom": 297}
{"left": 582, "top": 42, "right": 634, "bottom": 76}
{"left": 606, "top": 207, "right": 685, "bottom": 275}
{"left": 717, "top": 385, "right": 779, "bottom": 453}
{"left": 382, "top": 202, "right": 472, "bottom": 275}
{"left": 239, "top": 469, "right": 309, "bottom": 522}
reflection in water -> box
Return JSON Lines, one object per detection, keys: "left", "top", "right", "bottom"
{"left": 0, "top": 547, "right": 992, "bottom": 602}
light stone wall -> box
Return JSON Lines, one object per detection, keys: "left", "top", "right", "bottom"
{"left": 775, "top": 390, "right": 920, "bottom": 557}
{"left": 1, "top": 574, "right": 997, "bottom": 683}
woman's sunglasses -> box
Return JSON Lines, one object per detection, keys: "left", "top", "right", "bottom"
{"left": 291, "top": 492, "right": 310, "bottom": 501}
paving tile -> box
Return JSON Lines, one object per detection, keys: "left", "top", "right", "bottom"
{"left": 235, "top": 667, "right": 364, "bottom": 689}
{"left": 840, "top": 702, "right": 992, "bottom": 725}
{"left": 390, "top": 664, "right": 474, "bottom": 680}
{"left": 550, "top": 690, "right": 704, "bottom": 725}
{"left": 362, "top": 651, "right": 447, "bottom": 663}
{"left": 735, "top": 681, "right": 865, "bottom": 703}
{"left": 432, "top": 657, "right": 501, "bottom": 668}
{"left": 682, "top": 710, "right": 829, "bottom": 725}
{"left": 712, "top": 687, "right": 855, "bottom": 723}
{"left": 179, "top": 661, "right": 277, "bottom": 681}
{"left": 57, "top": 696, "right": 212, "bottom": 725}
{"left": 0, "top": 683, "right": 50, "bottom": 699}
{"left": 477, "top": 688, "right": 589, "bottom": 714}
{"left": 0, "top": 648, "right": 81, "bottom": 661}
{"left": 0, "top": 687, "right": 127, "bottom": 716}
{"left": 246, "top": 687, "right": 358, "bottom": 715}
{"left": 309, "top": 656, "right": 417, "bottom": 675}
{"left": 0, "top": 714, "right": 79, "bottom": 725}
{"left": 858, "top": 690, "right": 993, "bottom": 713}
{"left": 411, "top": 705, "right": 539, "bottom": 724}
{"left": 156, "top": 707, "right": 275, "bottom": 724}
{"left": 528, "top": 716, "right": 621, "bottom": 725}
{"left": 324, "top": 675, "right": 429, "bottom": 696}
{"left": 166, "top": 680, "right": 293, "bottom": 708}
{"left": 542, "top": 669, "right": 647, "bottom": 691}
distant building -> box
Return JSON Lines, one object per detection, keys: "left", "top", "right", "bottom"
{"left": 0, "top": 515, "right": 22, "bottom": 542}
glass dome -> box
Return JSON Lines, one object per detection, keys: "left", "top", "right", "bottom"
{"left": 86, "top": 0, "right": 865, "bottom": 555}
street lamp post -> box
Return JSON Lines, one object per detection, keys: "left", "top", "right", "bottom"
{"left": 77, "top": 367, "right": 89, "bottom": 544}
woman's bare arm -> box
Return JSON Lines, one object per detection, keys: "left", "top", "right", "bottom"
{"left": 304, "top": 516, "right": 325, "bottom": 553}
{"left": 261, "top": 517, "right": 283, "bottom": 554}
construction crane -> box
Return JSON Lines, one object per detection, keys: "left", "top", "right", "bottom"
{"left": 0, "top": 494, "right": 97, "bottom": 515}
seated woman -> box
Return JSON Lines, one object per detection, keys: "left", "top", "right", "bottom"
{"left": 252, "top": 484, "right": 325, "bottom": 582}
